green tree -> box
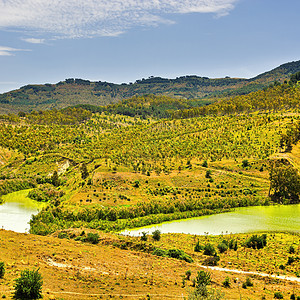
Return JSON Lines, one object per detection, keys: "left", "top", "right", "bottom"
{"left": 269, "top": 160, "right": 300, "bottom": 203}
{"left": 81, "top": 163, "right": 89, "bottom": 180}
{"left": 0, "top": 262, "right": 4, "bottom": 278}
{"left": 51, "top": 171, "right": 60, "bottom": 187}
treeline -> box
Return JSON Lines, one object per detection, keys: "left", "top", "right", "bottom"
{"left": 172, "top": 84, "right": 300, "bottom": 119}
{"left": 30, "top": 194, "right": 266, "bottom": 235}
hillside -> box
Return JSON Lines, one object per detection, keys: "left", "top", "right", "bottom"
{"left": 0, "top": 60, "right": 300, "bottom": 114}
{"left": 1, "top": 79, "right": 300, "bottom": 299}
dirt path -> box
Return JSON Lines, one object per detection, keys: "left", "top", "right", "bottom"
{"left": 199, "top": 265, "right": 300, "bottom": 283}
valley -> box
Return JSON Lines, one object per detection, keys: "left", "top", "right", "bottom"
{"left": 0, "top": 67, "right": 300, "bottom": 299}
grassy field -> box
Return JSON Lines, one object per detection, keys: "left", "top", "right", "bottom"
{"left": 0, "top": 230, "right": 299, "bottom": 299}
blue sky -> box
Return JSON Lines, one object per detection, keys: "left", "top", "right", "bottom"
{"left": 0, "top": 0, "right": 299, "bottom": 93}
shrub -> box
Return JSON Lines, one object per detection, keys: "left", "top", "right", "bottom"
{"left": 217, "top": 242, "right": 228, "bottom": 253}
{"left": 167, "top": 248, "right": 193, "bottom": 263}
{"left": 222, "top": 276, "right": 230, "bottom": 287}
{"left": 85, "top": 233, "right": 99, "bottom": 244}
{"left": 289, "top": 245, "right": 295, "bottom": 254}
{"left": 245, "top": 277, "right": 253, "bottom": 287}
{"left": 0, "top": 262, "right": 4, "bottom": 278}
{"left": 196, "top": 270, "right": 211, "bottom": 287}
{"left": 229, "top": 239, "right": 238, "bottom": 251}
{"left": 205, "top": 170, "right": 212, "bottom": 179}
{"left": 204, "top": 243, "right": 216, "bottom": 256}
{"left": 185, "top": 270, "right": 192, "bottom": 280}
{"left": 141, "top": 232, "right": 148, "bottom": 241}
{"left": 194, "top": 240, "right": 203, "bottom": 252}
{"left": 245, "top": 234, "right": 267, "bottom": 249}
{"left": 152, "top": 229, "right": 161, "bottom": 241}
{"left": 14, "top": 269, "right": 43, "bottom": 300}
{"left": 202, "top": 160, "right": 208, "bottom": 168}
{"left": 242, "top": 160, "right": 249, "bottom": 168}
{"left": 152, "top": 248, "right": 167, "bottom": 257}
{"left": 274, "top": 292, "right": 283, "bottom": 299}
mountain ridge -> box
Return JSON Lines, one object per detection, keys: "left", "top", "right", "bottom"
{"left": 0, "top": 59, "right": 299, "bottom": 114}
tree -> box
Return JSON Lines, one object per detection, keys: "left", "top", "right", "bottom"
{"left": 0, "top": 262, "right": 4, "bottom": 278}
{"left": 51, "top": 171, "right": 60, "bottom": 187}
{"left": 152, "top": 229, "right": 161, "bottom": 241}
{"left": 14, "top": 269, "right": 43, "bottom": 299}
{"left": 269, "top": 160, "right": 300, "bottom": 203}
{"left": 81, "top": 163, "right": 89, "bottom": 180}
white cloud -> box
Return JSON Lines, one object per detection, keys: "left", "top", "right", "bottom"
{"left": 0, "top": 0, "right": 238, "bottom": 39}
{"left": 0, "top": 46, "right": 29, "bottom": 56}
{"left": 22, "top": 38, "right": 45, "bottom": 44}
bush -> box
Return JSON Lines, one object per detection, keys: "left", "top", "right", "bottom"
{"left": 222, "top": 276, "right": 230, "bottom": 287}
{"left": 152, "top": 229, "right": 161, "bottom": 241}
{"left": 185, "top": 270, "right": 192, "bottom": 280}
{"left": 85, "top": 233, "right": 99, "bottom": 244}
{"left": 194, "top": 240, "right": 203, "bottom": 252}
{"left": 167, "top": 249, "right": 193, "bottom": 263}
{"left": 0, "top": 262, "right": 4, "bottom": 278}
{"left": 228, "top": 239, "right": 238, "bottom": 251}
{"left": 217, "top": 242, "right": 228, "bottom": 253}
{"left": 242, "top": 160, "right": 249, "bottom": 168}
{"left": 274, "top": 292, "right": 283, "bottom": 299}
{"left": 289, "top": 245, "right": 295, "bottom": 254}
{"left": 245, "top": 277, "right": 253, "bottom": 287}
{"left": 245, "top": 234, "right": 267, "bottom": 249}
{"left": 14, "top": 269, "right": 43, "bottom": 299}
{"left": 204, "top": 243, "right": 216, "bottom": 256}
{"left": 152, "top": 248, "right": 167, "bottom": 257}
{"left": 196, "top": 270, "right": 211, "bottom": 287}
{"left": 141, "top": 232, "right": 148, "bottom": 241}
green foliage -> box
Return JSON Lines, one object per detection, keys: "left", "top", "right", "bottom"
{"left": 202, "top": 160, "right": 208, "bottom": 168}
{"left": 27, "top": 184, "right": 64, "bottom": 203}
{"left": 222, "top": 276, "right": 230, "bottom": 287}
{"left": 205, "top": 170, "right": 212, "bottom": 179}
{"left": 152, "top": 247, "right": 193, "bottom": 263}
{"left": 228, "top": 239, "right": 238, "bottom": 251}
{"left": 203, "top": 243, "right": 216, "bottom": 256}
{"left": 245, "top": 277, "right": 253, "bottom": 287}
{"left": 185, "top": 270, "right": 192, "bottom": 280}
{"left": 85, "top": 233, "right": 99, "bottom": 244}
{"left": 289, "top": 245, "right": 295, "bottom": 254}
{"left": 245, "top": 234, "right": 267, "bottom": 249}
{"left": 195, "top": 270, "right": 211, "bottom": 296}
{"left": 51, "top": 171, "right": 60, "bottom": 187}
{"left": 274, "top": 292, "right": 284, "bottom": 299}
{"left": 13, "top": 269, "right": 43, "bottom": 300}
{"left": 217, "top": 241, "right": 228, "bottom": 253}
{"left": 290, "top": 71, "right": 300, "bottom": 85}
{"left": 0, "top": 180, "right": 36, "bottom": 197}
{"left": 0, "top": 262, "right": 4, "bottom": 279}
{"left": 194, "top": 240, "right": 203, "bottom": 252}
{"left": 152, "top": 229, "right": 161, "bottom": 241}
{"left": 242, "top": 159, "right": 250, "bottom": 168}
{"left": 81, "top": 163, "right": 89, "bottom": 180}
{"left": 141, "top": 232, "right": 148, "bottom": 241}
{"left": 269, "top": 160, "right": 300, "bottom": 204}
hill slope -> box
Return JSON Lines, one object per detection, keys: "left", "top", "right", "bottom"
{"left": 0, "top": 60, "right": 300, "bottom": 114}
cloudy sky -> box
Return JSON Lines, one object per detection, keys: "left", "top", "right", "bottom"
{"left": 0, "top": 0, "right": 299, "bottom": 93}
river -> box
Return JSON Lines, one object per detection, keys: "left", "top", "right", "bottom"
{"left": 122, "top": 204, "right": 300, "bottom": 236}
{"left": 0, "top": 190, "right": 44, "bottom": 233}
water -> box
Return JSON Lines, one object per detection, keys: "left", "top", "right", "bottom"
{"left": 0, "top": 190, "right": 44, "bottom": 233}
{"left": 122, "top": 204, "right": 300, "bottom": 236}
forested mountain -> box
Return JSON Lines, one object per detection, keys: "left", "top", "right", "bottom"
{"left": 0, "top": 60, "right": 300, "bottom": 114}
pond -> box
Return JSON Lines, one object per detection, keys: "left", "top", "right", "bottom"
{"left": 122, "top": 204, "right": 300, "bottom": 236}
{"left": 0, "top": 190, "right": 44, "bottom": 233}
